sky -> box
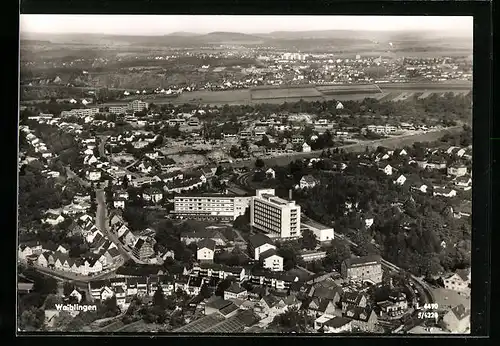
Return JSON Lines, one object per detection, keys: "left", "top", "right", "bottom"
{"left": 20, "top": 15, "right": 473, "bottom": 36}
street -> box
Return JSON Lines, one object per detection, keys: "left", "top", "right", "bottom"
{"left": 97, "top": 135, "right": 109, "bottom": 158}
{"left": 95, "top": 188, "right": 147, "bottom": 264}
{"left": 65, "top": 166, "right": 90, "bottom": 188}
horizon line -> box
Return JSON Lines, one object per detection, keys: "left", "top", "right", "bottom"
{"left": 20, "top": 28, "right": 473, "bottom": 37}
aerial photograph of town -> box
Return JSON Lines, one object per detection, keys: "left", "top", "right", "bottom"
{"left": 18, "top": 15, "right": 473, "bottom": 334}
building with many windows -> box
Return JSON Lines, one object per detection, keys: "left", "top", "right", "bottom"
{"left": 250, "top": 189, "right": 301, "bottom": 239}
{"left": 109, "top": 106, "right": 127, "bottom": 114}
{"left": 172, "top": 194, "right": 251, "bottom": 221}
{"left": 128, "top": 100, "right": 149, "bottom": 113}
{"left": 341, "top": 255, "right": 383, "bottom": 284}
{"left": 61, "top": 108, "right": 100, "bottom": 118}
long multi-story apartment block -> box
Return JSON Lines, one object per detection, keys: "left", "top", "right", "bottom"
{"left": 109, "top": 106, "right": 127, "bottom": 114}
{"left": 61, "top": 108, "right": 100, "bottom": 118}
{"left": 109, "top": 100, "right": 149, "bottom": 115}
{"left": 250, "top": 189, "right": 301, "bottom": 239}
{"left": 127, "top": 100, "right": 149, "bottom": 113}
{"left": 172, "top": 194, "right": 251, "bottom": 221}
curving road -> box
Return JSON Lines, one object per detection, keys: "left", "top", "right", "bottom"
{"left": 95, "top": 189, "right": 147, "bottom": 264}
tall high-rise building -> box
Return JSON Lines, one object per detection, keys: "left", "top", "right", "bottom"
{"left": 250, "top": 189, "right": 301, "bottom": 239}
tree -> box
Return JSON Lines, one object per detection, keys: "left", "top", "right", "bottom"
{"left": 44, "top": 294, "right": 64, "bottom": 309}
{"left": 277, "top": 246, "right": 299, "bottom": 271}
{"left": 300, "top": 229, "right": 318, "bottom": 250}
{"left": 63, "top": 282, "right": 74, "bottom": 297}
{"left": 19, "top": 307, "right": 45, "bottom": 331}
{"left": 229, "top": 145, "right": 243, "bottom": 159}
{"left": 199, "top": 283, "right": 212, "bottom": 299}
{"left": 215, "top": 278, "right": 233, "bottom": 297}
{"left": 122, "top": 175, "right": 129, "bottom": 189}
{"left": 323, "top": 241, "right": 352, "bottom": 271}
{"left": 241, "top": 139, "right": 249, "bottom": 152}
{"left": 33, "top": 275, "right": 58, "bottom": 296}
{"left": 102, "top": 296, "right": 120, "bottom": 318}
{"left": 233, "top": 209, "right": 250, "bottom": 233}
{"left": 255, "top": 158, "right": 265, "bottom": 169}
{"left": 215, "top": 166, "right": 223, "bottom": 176}
{"left": 153, "top": 285, "right": 166, "bottom": 308}
{"left": 253, "top": 170, "right": 266, "bottom": 182}
{"left": 272, "top": 307, "right": 308, "bottom": 332}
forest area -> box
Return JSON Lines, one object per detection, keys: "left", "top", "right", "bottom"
{"left": 265, "top": 132, "right": 471, "bottom": 278}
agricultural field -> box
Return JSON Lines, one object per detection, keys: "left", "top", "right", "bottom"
{"left": 251, "top": 96, "right": 325, "bottom": 105}
{"left": 175, "top": 89, "right": 251, "bottom": 104}
{"left": 380, "top": 82, "right": 472, "bottom": 91}
{"left": 251, "top": 87, "right": 323, "bottom": 100}
{"left": 316, "top": 84, "right": 380, "bottom": 93}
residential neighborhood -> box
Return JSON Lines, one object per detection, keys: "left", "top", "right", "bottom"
{"left": 18, "top": 15, "right": 475, "bottom": 335}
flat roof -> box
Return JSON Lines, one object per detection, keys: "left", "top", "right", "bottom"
{"left": 302, "top": 219, "right": 332, "bottom": 230}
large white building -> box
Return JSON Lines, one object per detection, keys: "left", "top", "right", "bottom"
{"left": 301, "top": 219, "right": 334, "bottom": 242}
{"left": 250, "top": 189, "right": 301, "bottom": 239}
{"left": 128, "top": 100, "right": 149, "bottom": 113}
{"left": 61, "top": 108, "right": 100, "bottom": 118}
{"left": 173, "top": 194, "right": 251, "bottom": 221}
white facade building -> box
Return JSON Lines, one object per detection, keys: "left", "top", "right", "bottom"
{"left": 250, "top": 189, "right": 301, "bottom": 239}
{"left": 173, "top": 195, "right": 251, "bottom": 221}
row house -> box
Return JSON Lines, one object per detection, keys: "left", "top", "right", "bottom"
{"left": 191, "top": 262, "right": 246, "bottom": 282}
{"left": 131, "top": 176, "right": 162, "bottom": 188}
{"left": 303, "top": 297, "right": 339, "bottom": 319}
{"left": 161, "top": 171, "right": 184, "bottom": 184}
{"left": 18, "top": 242, "right": 44, "bottom": 261}
{"left": 249, "top": 271, "right": 300, "bottom": 290}
{"left": 165, "top": 177, "right": 204, "bottom": 193}
{"left": 433, "top": 186, "right": 458, "bottom": 198}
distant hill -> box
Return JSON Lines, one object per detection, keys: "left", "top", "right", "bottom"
{"left": 201, "top": 31, "right": 265, "bottom": 42}
{"left": 19, "top": 29, "right": 472, "bottom": 51}
{"left": 166, "top": 32, "right": 200, "bottom": 37}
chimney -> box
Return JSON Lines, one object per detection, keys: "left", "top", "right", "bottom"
{"left": 289, "top": 189, "right": 293, "bottom": 200}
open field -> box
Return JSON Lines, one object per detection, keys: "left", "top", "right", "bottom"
{"left": 176, "top": 89, "right": 251, "bottom": 104}
{"left": 379, "top": 82, "right": 471, "bottom": 91}
{"left": 316, "top": 84, "right": 381, "bottom": 93}
{"left": 251, "top": 96, "right": 326, "bottom": 104}
{"left": 83, "top": 82, "right": 473, "bottom": 107}
{"left": 251, "top": 87, "right": 323, "bottom": 99}
{"left": 321, "top": 89, "right": 382, "bottom": 96}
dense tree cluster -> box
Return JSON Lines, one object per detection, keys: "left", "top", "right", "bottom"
{"left": 271, "top": 307, "right": 312, "bottom": 333}
{"left": 18, "top": 164, "right": 63, "bottom": 226}
{"left": 270, "top": 132, "right": 471, "bottom": 276}
{"left": 18, "top": 269, "right": 59, "bottom": 331}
